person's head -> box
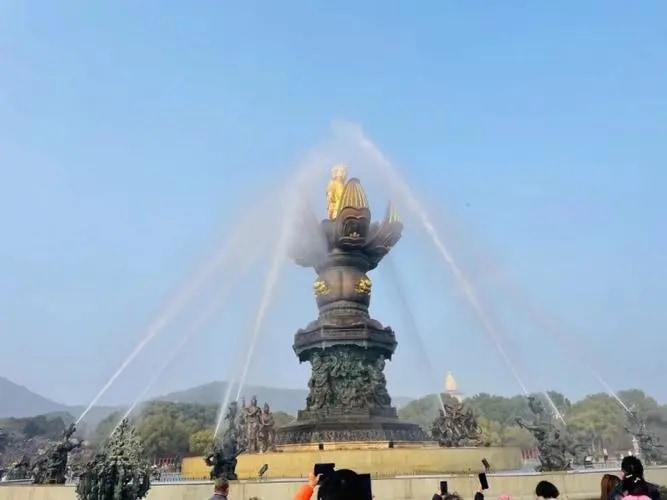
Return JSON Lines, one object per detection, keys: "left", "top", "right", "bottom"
{"left": 536, "top": 480, "right": 560, "bottom": 499}
{"left": 622, "top": 476, "right": 649, "bottom": 496}
{"left": 601, "top": 474, "right": 621, "bottom": 500}
{"left": 317, "top": 469, "right": 367, "bottom": 500}
{"left": 444, "top": 495, "right": 462, "bottom": 500}
{"left": 621, "top": 456, "right": 644, "bottom": 479}
{"left": 498, "top": 494, "right": 511, "bottom": 500}
{"left": 213, "top": 478, "right": 229, "bottom": 496}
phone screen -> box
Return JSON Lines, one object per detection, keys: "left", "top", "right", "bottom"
{"left": 313, "top": 463, "right": 335, "bottom": 478}
{"left": 440, "top": 481, "right": 448, "bottom": 495}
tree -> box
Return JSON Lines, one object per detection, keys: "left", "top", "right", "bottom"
{"left": 21, "top": 415, "right": 67, "bottom": 439}
{"left": 91, "top": 411, "right": 124, "bottom": 448}
{"left": 90, "top": 388, "right": 667, "bottom": 461}
{"left": 273, "top": 411, "right": 296, "bottom": 428}
{"left": 567, "top": 393, "right": 629, "bottom": 452}
{"left": 189, "top": 429, "right": 214, "bottom": 455}
{"left": 77, "top": 419, "right": 151, "bottom": 500}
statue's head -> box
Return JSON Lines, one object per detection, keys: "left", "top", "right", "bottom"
{"left": 263, "top": 403, "right": 270, "bottom": 413}
{"left": 331, "top": 164, "right": 348, "bottom": 182}
{"left": 251, "top": 395, "right": 258, "bottom": 407}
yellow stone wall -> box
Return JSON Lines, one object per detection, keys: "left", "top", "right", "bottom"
{"left": 1, "top": 468, "right": 666, "bottom": 500}
{"left": 181, "top": 445, "right": 522, "bottom": 479}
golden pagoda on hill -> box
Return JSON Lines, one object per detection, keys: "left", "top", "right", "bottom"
{"left": 444, "top": 370, "right": 464, "bottom": 403}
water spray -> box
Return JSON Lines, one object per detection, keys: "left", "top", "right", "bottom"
{"left": 499, "top": 281, "right": 632, "bottom": 414}
{"left": 76, "top": 203, "right": 270, "bottom": 424}
{"left": 381, "top": 256, "right": 446, "bottom": 415}
{"left": 347, "top": 126, "right": 530, "bottom": 394}
{"left": 110, "top": 247, "right": 262, "bottom": 437}
{"left": 214, "top": 162, "right": 328, "bottom": 438}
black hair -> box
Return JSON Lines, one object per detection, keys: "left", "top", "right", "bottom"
{"left": 622, "top": 476, "right": 649, "bottom": 496}
{"left": 317, "top": 469, "right": 367, "bottom": 500}
{"left": 536, "top": 480, "right": 560, "bottom": 499}
{"left": 621, "top": 456, "right": 644, "bottom": 478}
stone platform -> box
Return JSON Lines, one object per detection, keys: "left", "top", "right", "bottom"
{"left": 275, "top": 407, "right": 428, "bottom": 444}
{"left": 181, "top": 443, "right": 523, "bottom": 480}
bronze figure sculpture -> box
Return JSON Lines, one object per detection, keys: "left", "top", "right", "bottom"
{"left": 516, "top": 396, "right": 579, "bottom": 472}
{"left": 431, "top": 401, "right": 483, "bottom": 447}
{"left": 625, "top": 408, "right": 666, "bottom": 464}
{"left": 32, "top": 423, "right": 82, "bottom": 485}
{"left": 206, "top": 401, "right": 245, "bottom": 479}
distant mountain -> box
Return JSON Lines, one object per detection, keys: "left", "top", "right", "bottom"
{"left": 0, "top": 376, "right": 118, "bottom": 428}
{"left": 156, "top": 382, "right": 414, "bottom": 414}
{"left": 0, "top": 376, "right": 70, "bottom": 418}
{"left": 0, "top": 376, "right": 414, "bottom": 424}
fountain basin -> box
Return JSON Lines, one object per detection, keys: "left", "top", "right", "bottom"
{"left": 181, "top": 445, "right": 522, "bottom": 479}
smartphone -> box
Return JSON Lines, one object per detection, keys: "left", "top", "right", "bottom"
{"left": 440, "top": 480, "right": 448, "bottom": 495}
{"left": 481, "top": 458, "right": 490, "bottom": 472}
{"left": 357, "top": 473, "right": 372, "bottom": 500}
{"left": 478, "top": 472, "right": 489, "bottom": 491}
{"left": 314, "top": 463, "right": 336, "bottom": 478}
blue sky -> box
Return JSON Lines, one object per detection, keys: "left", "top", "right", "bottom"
{"left": 1, "top": 1, "right": 666, "bottom": 408}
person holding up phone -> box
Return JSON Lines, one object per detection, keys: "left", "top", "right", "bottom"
{"left": 433, "top": 481, "right": 448, "bottom": 500}
{"left": 294, "top": 471, "right": 321, "bottom": 500}
{"left": 294, "top": 468, "right": 371, "bottom": 500}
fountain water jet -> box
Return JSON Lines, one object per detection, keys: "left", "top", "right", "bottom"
{"left": 381, "top": 256, "right": 446, "bottom": 415}
{"left": 77, "top": 201, "right": 272, "bottom": 424}
{"left": 214, "top": 161, "right": 332, "bottom": 437}
{"left": 215, "top": 252, "right": 288, "bottom": 438}
{"left": 114, "top": 244, "right": 263, "bottom": 432}
{"left": 336, "top": 122, "right": 568, "bottom": 422}
{"left": 344, "top": 125, "right": 529, "bottom": 393}
{"left": 493, "top": 276, "right": 632, "bottom": 413}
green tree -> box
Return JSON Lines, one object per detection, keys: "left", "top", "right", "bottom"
{"left": 189, "top": 429, "right": 214, "bottom": 455}
{"left": 273, "top": 411, "right": 295, "bottom": 428}
{"left": 21, "top": 415, "right": 67, "bottom": 439}
{"left": 91, "top": 411, "right": 124, "bottom": 448}
{"left": 477, "top": 416, "right": 502, "bottom": 446}
{"left": 398, "top": 394, "right": 461, "bottom": 432}
{"left": 136, "top": 413, "right": 191, "bottom": 459}
{"left": 567, "top": 393, "right": 629, "bottom": 452}
{"left": 501, "top": 424, "right": 535, "bottom": 448}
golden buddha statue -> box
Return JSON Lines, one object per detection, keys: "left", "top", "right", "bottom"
{"left": 326, "top": 164, "right": 348, "bottom": 219}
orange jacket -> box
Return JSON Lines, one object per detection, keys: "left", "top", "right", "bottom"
{"left": 294, "top": 483, "right": 314, "bottom": 500}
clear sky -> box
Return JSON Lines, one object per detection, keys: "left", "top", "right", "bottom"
{"left": 1, "top": 1, "right": 666, "bottom": 409}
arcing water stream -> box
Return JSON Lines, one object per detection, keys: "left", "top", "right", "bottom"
{"left": 114, "top": 242, "right": 264, "bottom": 433}
{"left": 337, "top": 122, "right": 566, "bottom": 422}
{"left": 381, "top": 256, "right": 446, "bottom": 414}
{"left": 214, "top": 161, "right": 330, "bottom": 437}
{"left": 76, "top": 199, "right": 272, "bottom": 425}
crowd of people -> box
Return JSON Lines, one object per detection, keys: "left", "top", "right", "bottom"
{"left": 206, "top": 455, "right": 662, "bottom": 500}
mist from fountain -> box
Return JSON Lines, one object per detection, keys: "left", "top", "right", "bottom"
{"left": 213, "top": 155, "right": 332, "bottom": 437}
